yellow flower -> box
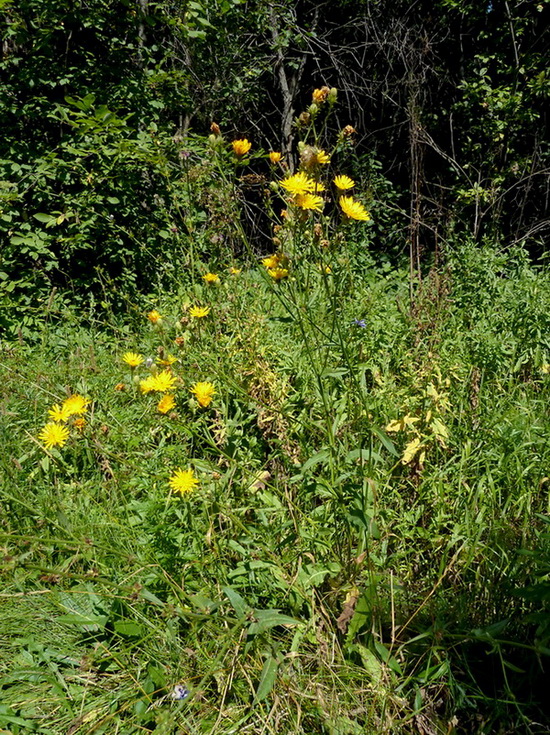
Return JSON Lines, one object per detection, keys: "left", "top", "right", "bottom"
{"left": 229, "top": 266, "right": 241, "bottom": 275}
{"left": 62, "top": 394, "right": 90, "bottom": 416}
{"left": 122, "top": 352, "right": 144, "bottom": 368}
{"left": 279, "top": 172, "right": 317, "bottom": 196}
{"left": 169, "top": 468, "right": 199, "bottom": 496}
{"left": 312, "top": 86, "right": 330, "bottom": 103}
{"left": 203, "top": 272, "right": 220, "bottom": 284}
{"left": 38, "top": 422, "right": 70, "bottom": 449}
{"left": 232, "top": 139, "right": 252, "bottom": 157}
{"left": 147, "top": 310, "right": 162, "bottom": 324}
{"left": 294, "top": 193, "right": 324, "bottom": 211}
{"left": 339, "top": 196, "right": 371, "bottom": 221}
{"left": 157, "top": 394, "right": 176, "bottom": 414}
{"left": 73, "top": 418, "right": 86, "bottom": 432}
{"left": 333, "top": 175, "right": 355, "bottom": 191}
{"left": 269, "top": 151, "right": 282, "bottom": 163}
{"left": 301, "top": 146, "right": 330, "bottom": 169}
{"left": 139, "top": 375, "right": 157, "bottom": 394}
{"left": 262, "top": 254, "right": 280, "bottom": 269}
{"left": 191, "top": 381, "right": 216, "bottom": 407}
{"left": 150, "top": 370, "right": 178, "bottom": 393}
{"left": 189, "top": 305, "right": 210, "bottom": 318}
{"left": 268, "top": 267, "right": 289, "bottom": 281}
{"left": 315, "top": 150, "right": 330, "bottom": 165}
{"left": 115, "top": 382, "right": 126, "bottom": 391}
{"left": 48, "top": 403, "right": 72, "bottom": 422}
{"left": 157, "top": 354, "right": 178, "bottom": 366}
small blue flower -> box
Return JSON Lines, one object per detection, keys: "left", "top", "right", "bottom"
{"left": 352, "top": 319, "right": 367, "bottom": 328}
{"left": 170, "top": 684, "right": 189, "bottom": 701}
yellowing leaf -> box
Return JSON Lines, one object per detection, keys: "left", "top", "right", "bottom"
{"left": 402, "top": 437, "right": 422, "bottom": 464}
{"left": 430, "top": 417, "right": 449, "bottom": 440}
{"left": 385, "top": 419, "right": 404, "bottom": 432}
{"left": 385, "top": 414, "right": 420, "bottom": 433}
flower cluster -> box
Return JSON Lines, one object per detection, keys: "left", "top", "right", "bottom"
{"left": 261, "top": 252, "right": 289, "bottom": 280}
{"left": 39, "top": 394, "right": 91, "bottom": 449}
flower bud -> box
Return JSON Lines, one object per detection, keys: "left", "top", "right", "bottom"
{"left": 309, "top": 103, "right": 319, "bottom": 116}
{"left": 328, "top": 87, "right": 338, "bottom": 104}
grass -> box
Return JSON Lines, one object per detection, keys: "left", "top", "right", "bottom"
{"left": 1, "top": 237, "right": 550, "bottom": 734}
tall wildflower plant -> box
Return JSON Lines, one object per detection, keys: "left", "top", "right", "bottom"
{"left": 221, "top": 89, "right": 380, "bottom": 568}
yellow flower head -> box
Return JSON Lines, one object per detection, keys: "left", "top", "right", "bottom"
{"left": 232, "top": 139, "right": 252, "bottom": 157}
{"left": 269, "top": 151, "right": 282, "bottom": 163}
{"left": 279, "top": 172, "right": 317, "bottom": 196}
{"left": 262, "top": 254, "right": 280, "bottom": 269}
{"left": 169, "top": 468, "right": 199, "bottom": 496}
{"left": 339, "top": 196, "right": 371, "bottom": 221}
{"left": 62, "top": 394, "right": 90, "bottom": 416}
{"left": 48, "top": 403, "right": 72, "bottom": 422}
{"left": 139, "top": 375, "right": 157, "bottom": 394}
{"left": 147, "top": 309, "right": 162, "bottom": 324}
{"left": 315, "top": 150, "right": 330, "bottom": 165}
{"left": 39, "top": 422, "right": 70, "bottom": 449}
{"left": 189, "top": 305, "right": 210, "bottom": 318}
{"left": 203, "top": 272, "right": 220, "bottom": 284}
{"left": 73, "top": 418, "right": 86, "bottom": 432}
{"left": 268, "top": 267, "right": 289, "bottom": 281}
{"left": 157, "top": 354, "right": 178, "bottom": 367}
{"left": 150, "top": 370, "right": 178, "bottom": 393}
{"left": 333, "top": 175, "right": 355, "bottom": 191}
{"left": 191, "top": 381, "right": 216, "bottom": 408}
{"left": 229, "top": 266, "right": 241, "bottom": 275}
{"left": 301, "top": 146, "right": 330, "bottom": 169}
{"left": 262, "top": 253, "right": 288, "bottom": 270}
{"left": 157, "top": 394, "right": 176, "bottom": 414}
{"left": 122, "top": 352, "right": 144, "bottom": 368}
{"left": 115, "top": 382, "right": 126, "bottom": 391}
{"left": 294, "top": 193, "right": 324, "bottom": 211}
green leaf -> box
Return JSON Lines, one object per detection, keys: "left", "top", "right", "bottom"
{"left": 114, "top": 620, "right": 143, "bottom": 637}
{"left": 33, "top": 213, "right": 55, "bottom": 224}
{"left": 254, "top": 654, "right": 279, "bottom": 703}
{"left": 371, "top": 426, "right": 399, "bottom": 457}
{"left": 247, "top": 609, "right": 301, "bottom": 636}
{"left": 222, "top": 586, "right": 250, "bottom": 619}
{"left": 57, "top": 613, "right": 108, "bottom": 631}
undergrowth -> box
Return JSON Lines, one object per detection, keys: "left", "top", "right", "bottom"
{"left": 1, "top": 93, "right": 550, "bottom": 734}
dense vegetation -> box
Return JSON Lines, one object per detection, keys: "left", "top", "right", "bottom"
{"left": 1, "top": 1, "right": 550, "bottom": 733}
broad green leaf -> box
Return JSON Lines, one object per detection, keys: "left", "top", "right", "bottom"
{"left": 114, "top": 620, "right": 143, "bottom": 637}
{"left": 222, "top": 586, "right": 250, "bottom": 619}
{"left": 254, "top": 655, "right": 279, "bottom": 702}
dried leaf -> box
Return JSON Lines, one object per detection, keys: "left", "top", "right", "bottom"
{"left": 337, "top": 587, "right": 359, "bottom": 634}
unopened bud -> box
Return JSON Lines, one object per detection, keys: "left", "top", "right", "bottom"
{"left": 309, "top": 103, "right": 319, "bottom": 116}
{"left": 328, "top": 87, "right": 338, "bottom": 104}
